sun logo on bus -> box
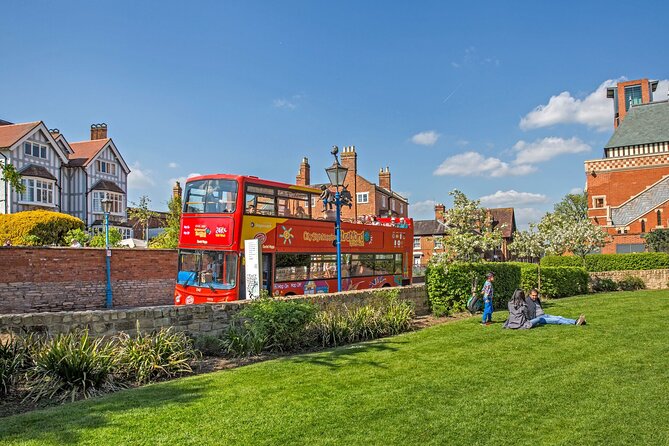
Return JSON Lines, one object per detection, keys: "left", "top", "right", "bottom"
{"left": 279, "top": 225, "right": 294, "bottom": 245}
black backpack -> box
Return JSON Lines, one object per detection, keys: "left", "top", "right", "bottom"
{"left": 466, "top": 276, "right": 481, "bottom": 313}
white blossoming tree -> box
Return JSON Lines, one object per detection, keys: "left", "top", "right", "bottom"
{"left": 435, "top": 189, "right": 504, "bottom": 263}
{"left": 538, "top": 211, "right": 609, "bottom": 259}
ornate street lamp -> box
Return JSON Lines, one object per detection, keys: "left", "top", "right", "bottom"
{"left": 101, "top": 195, "right": 113, "bottom": 308}
{"left": 325, "top": 145, "right": 348, "bottom": 292}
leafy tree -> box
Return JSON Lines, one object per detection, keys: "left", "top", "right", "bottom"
{"left": 64, "top": 228, "right": 91, "bottom": 247}
{"left": 644, "top": 229, "right": 669, "bottom": 253}
{"left": 0, "top": 163, "right": 25, "bottom": 193}
{"left": 128, "top": 195, "right": 157, "bottom": 243}
{"left": 434, "top": 190, "right": 504, "bottom": 263}
{"left": 508, "top": 223, "right": 546, "bottom": 261}
{"left": 89, "top": 227, "right": 123, "bottom": 248}
{"left": 553, "top": 191, "right": 587, "bottom": 222}
{"left": 150, "top": 193, "right": 182, "bottom": 249}
{"left": 538, "top": 211, "right": 609, "bottom": 259}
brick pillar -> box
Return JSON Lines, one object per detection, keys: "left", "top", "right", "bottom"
{"left": 340, "top": 146, "right": 358, "bottom": 220}
{"left": 296, "top": 157, "right": 310, "bottom": 186}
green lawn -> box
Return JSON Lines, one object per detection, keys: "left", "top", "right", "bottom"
{"left": 1, "top": 290, "right": 668, "bottom": 445}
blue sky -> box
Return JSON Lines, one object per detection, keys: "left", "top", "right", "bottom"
{"left": 2, "top": 1, "right": 669, "bottom": 227}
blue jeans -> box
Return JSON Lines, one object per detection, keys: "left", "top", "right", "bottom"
{"left": 482, "top": 299, "right": 493, "bottom": 323}
{"left": 530, "top": 314, "right": 576, "bottom": 327}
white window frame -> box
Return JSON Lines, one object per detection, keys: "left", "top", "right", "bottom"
{"left": 92, "top": 191, "right": 124, "bottom": 215}
{"left": 413, "top": 237, "right": 421, "bottom": 249}
{"left": 19, "top": 177, "right": 55, "bottom": 206}
{"left": 434, "top": 237, "right": 444, "bottom": 249}
{"left": 23, "top": 142, "right": 48, "bottom": 160}
{"left": 96, "top": 160, "right": 117, "bottom": 176}
{"left": 356, "top": 192, "right": 369, "bottom": 204}
{"left": 592, "top": 195, "right": 606, "bottom": 209}
{"left": 381, "top": 195, "right": 387, "bottom": 208}
{"left": 400, "top": 203, "right": 404, "bottom": 214}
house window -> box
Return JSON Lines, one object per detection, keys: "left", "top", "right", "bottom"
{"left": 400, "top": 203, "right": 404, "bottom": 214}
{"left": 23, "top": 142, "right": 48, "bottom": 160}
{"left": 20, "top": 178, "right": 54, "bottom": 205}
{"left": 92, "top": 191, "right": 124, "bottom": 214}
{"left": 96, "top": 160, "right": 117, "bottom": 176}
{"left": 657, "top": 210, "right": 662, "bottom": 227}
{"left": 434, "top": 237, "right": 443, "bottom": 249}
{"left": 640, "top": 220, "right": 646, "bottom": 233}
{"left": 381, "top": 195, "right": 387, "bottom": 208}
{"left": 413, "top": 237, "right": 421, "bottom": 249}
{"left": 624, "top": 85, "right": 642, "bottom": 111}
{"left": 593, "top": 196, "right": 605, "bottom": 208}
{"left": 356, "top": 192, "right": 369, "bottom": 204}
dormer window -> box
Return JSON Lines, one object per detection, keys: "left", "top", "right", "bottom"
{"left": 23, "top": 142, "right": 47, "bottom": 160}
{"left": 96, "top": 160, "right": 117, "bottom": 175}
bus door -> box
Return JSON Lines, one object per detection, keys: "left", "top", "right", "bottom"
{"left": 262, "top": 253, "right": 272, "bottom": 294}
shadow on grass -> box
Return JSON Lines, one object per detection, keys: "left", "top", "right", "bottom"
{"left": 0, "top": 375, "right": 212, "bottom": 445}
{"left": 289, "top": 339, "right": 407, "bottom": 370}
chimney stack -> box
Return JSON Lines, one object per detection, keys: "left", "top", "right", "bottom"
{"left": 379, "top": 166, "right": 391, "bottom": 190}
{"left": 90, "top": 123, "right": 108, "bottom": 140}
{"left": 434, "top": 203, "right": 446, "bottom": 222}
{"left": 295, "top": 157, "right": 311, "bottom": 186}
{"left": 340, "top": 146, "right": 357, "bottom": 180}
{"left": 173, "top": 181, "right": 182, "bottom": 200}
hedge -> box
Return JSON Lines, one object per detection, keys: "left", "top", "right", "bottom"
{"left": 0, "top": 210, "right": 85, "bottom": 246}
{"left": 426, "top": 262, "right": 521, "bottom": 316}
{"left": 543, "top": 253, "right": 669, "bottom": 271}
{"left": 510, "top": 263, "right": 589, "bottom": 298}
{"left": 540, "top": 256, "right": 585, "bottom": 268}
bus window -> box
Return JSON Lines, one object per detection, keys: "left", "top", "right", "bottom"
{"left": 205, "top": 179, "right": 238, "bottom": 213}
{"left": 375, "top": 254, "right": 394, "bottom": 275}
{"left": 177, "top": 250, "right": 199, "bottom": 285}
{"left": 246, "top": 185, "right": 276, "bottom": 216}
{"left": 178, "top": 250, "right": 238, "bottom": 289}
{"left": 275, "top": 253, "right": 310, "bottom": 282}
{"left": 394, "top": 254, "right": 403, "bottom": 274}
{"left": 183, "top": 180, "right": 206, "bottom": 213}
{"left": 277, "top": 190, "right": 310, "bottom": 219}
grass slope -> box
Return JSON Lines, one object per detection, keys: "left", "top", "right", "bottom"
{"left": 1, "top": 290, "right": 668, "bottom": 445}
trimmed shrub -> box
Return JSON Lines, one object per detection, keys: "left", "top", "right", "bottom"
{"left": 26, "top": 331, "right": 120, "bottom": 402}
{"left": 617, "top": 275, "right": 646, "bottom": 291}
{"left": 540, "top": 267, "right": 589, "bottom": 298}
{"left": 591, "top": 277, "right": 618, "bottom": 292}
{"left": 115, "top": 327, "right": 200, "bottom": 385}
{"left": 541, "top": 256, "right": 585, "bottom": 268}
{"left": 426, "top": 262, "right": 521, "bottom": 316}
{"left": 0, "top": 210, "right": 84, "bottom": 246}
{"left": 585, "top": 253, "right": 669, "bottom": 272}
{"left": 88, "top": 227, "right": 123, "bottom": 248}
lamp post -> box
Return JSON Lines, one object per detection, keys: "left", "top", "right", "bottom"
{"left": 101, "top": 195, "right": 113, "bottom": 308}
{"left": 325, "top": 146, "right": 348, "bottom": 292}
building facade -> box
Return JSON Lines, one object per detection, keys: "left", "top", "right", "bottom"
{"left": 586, "top": 78, "right": 669, "bottom": 254}
{"left": 295, "top": 146, "right": 409, "bottom": 221}
{"left": 0, "top": 121, "right": 132, "bottom": 238}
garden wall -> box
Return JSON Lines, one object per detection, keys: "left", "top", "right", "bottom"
{"left": 0, "top": 285, "right": 428, "bottom": 339}
{"left": 0, "top": 247, "right": 178, "bottom": 314}
{"left": 589, "top": 269, "right": 669, "bottom": 290}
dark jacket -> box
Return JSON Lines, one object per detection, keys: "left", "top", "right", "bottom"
{"left": 503, "top": 299, "right": 532, "bottom": 329}
{"left": 525, "top": 297, "right": 545, "bottom": 320}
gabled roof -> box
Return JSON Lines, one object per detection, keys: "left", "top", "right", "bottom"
{"left": 0, "top": 121, "right": 40, "bottom": 149}
{"left": 605, "top": 101, "right": 669, "bottom": 149}
{"left": 68, "top": 139, "right": 110, "bottom": 166}
{"left": 18, "top": 164, "right": 57, "bottom": 181}
{"left": 91, "top": 179, "right": 125, "bottom": 194}
{"left": 488, "top": 207, "right": 516, "bottom": 238}
{"left": 414, "top": 219, "right": 448, "bottom": 236}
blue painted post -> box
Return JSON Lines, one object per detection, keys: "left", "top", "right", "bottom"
{"left": 335, "top": 190, "right": 342, "bottom": 292}
{"left": 104, "top": 211, "right": 113, "bottom": 308}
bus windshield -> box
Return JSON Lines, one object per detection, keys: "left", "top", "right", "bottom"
{"left": 177, "top": 250, "right": 238, "bottom": 289}
{"left": 183, "top": 179, "right": 238, "bottom": 214}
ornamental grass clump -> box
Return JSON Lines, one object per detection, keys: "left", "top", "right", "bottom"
{"left": 26, "top": 331, "right": 120, "bottom": 403}
{"left": 114, "top": 326, "right": 200, "bottom": 385}
{"left": 0, "top": 337, "right": 29, "bottom": 396}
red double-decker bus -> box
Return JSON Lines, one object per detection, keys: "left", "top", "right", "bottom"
{"left": 174, "top": 174, "right": 413, "bottom": 305}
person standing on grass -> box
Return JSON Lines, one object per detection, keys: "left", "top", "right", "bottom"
{"left": 526, "top": 288, "right": 586, "bottom": 327}
{"left": 481, "top": 272, "right": 495, "bottom": 326}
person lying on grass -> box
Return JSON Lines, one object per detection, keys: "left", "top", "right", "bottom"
{"left": 503, "top": 289, "right": 586, "bottom": 330}
{"left": 525, "top": 288, "right": 586, "bottom": 327}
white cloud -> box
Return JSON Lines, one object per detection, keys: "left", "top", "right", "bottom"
{"left": 479, "top": 190, "right": 548, "bottom": 207}
{"left": 520, "top": 79, "right": 623, "bottom": 131}
{"left": 273, "top": 98, "right": 296, "bottom": 110}
{"left": 433, "top": 152, "right": 536, "bottom": 177}
{"left": 512, "top": 137, "right": 591, "bottom": 164}
{"left": 168, "top": 162, "right": 179, "bottom": 168}
{"left": 570, "top": 187, "right": 584, "bottom": 195}
{"left": 168, "top": 173, "right": 201, "bottom": 188}
{"left": 127, "top": 162, "right": 155, "bottom": 190}
{"left": 411, "top": 131, "right": 440, "bottom": 146}
{"left": 514, "top": 207, "right": 547, "bottom": 229}
{"left": 655, "top": 80, "right": 669, "bottom": 101}
{"left": 409, "top": 199, "right": 438, "bottom": 220}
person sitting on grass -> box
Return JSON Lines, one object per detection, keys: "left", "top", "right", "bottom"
{"left": 503, "top": 289, "right": 532, "bottom": 329}
{"left": 526, "top": 288, "right": 586, "bottom": 327}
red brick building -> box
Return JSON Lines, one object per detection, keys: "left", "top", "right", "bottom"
{"left": 295, "top": 146, "right": 409, "bottom": 221}
{"left": 586, "top": 78, "right": 669, "bottom": 254}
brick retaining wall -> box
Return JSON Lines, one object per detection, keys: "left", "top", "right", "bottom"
{"left": 0, "top": 284, "right": 428, "bottom": 339}
{"left": 589, "top": 269, "right": 669, "bottom": 290}
{"left": 0, "top": 247, "right": 177, "bottom": 314}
